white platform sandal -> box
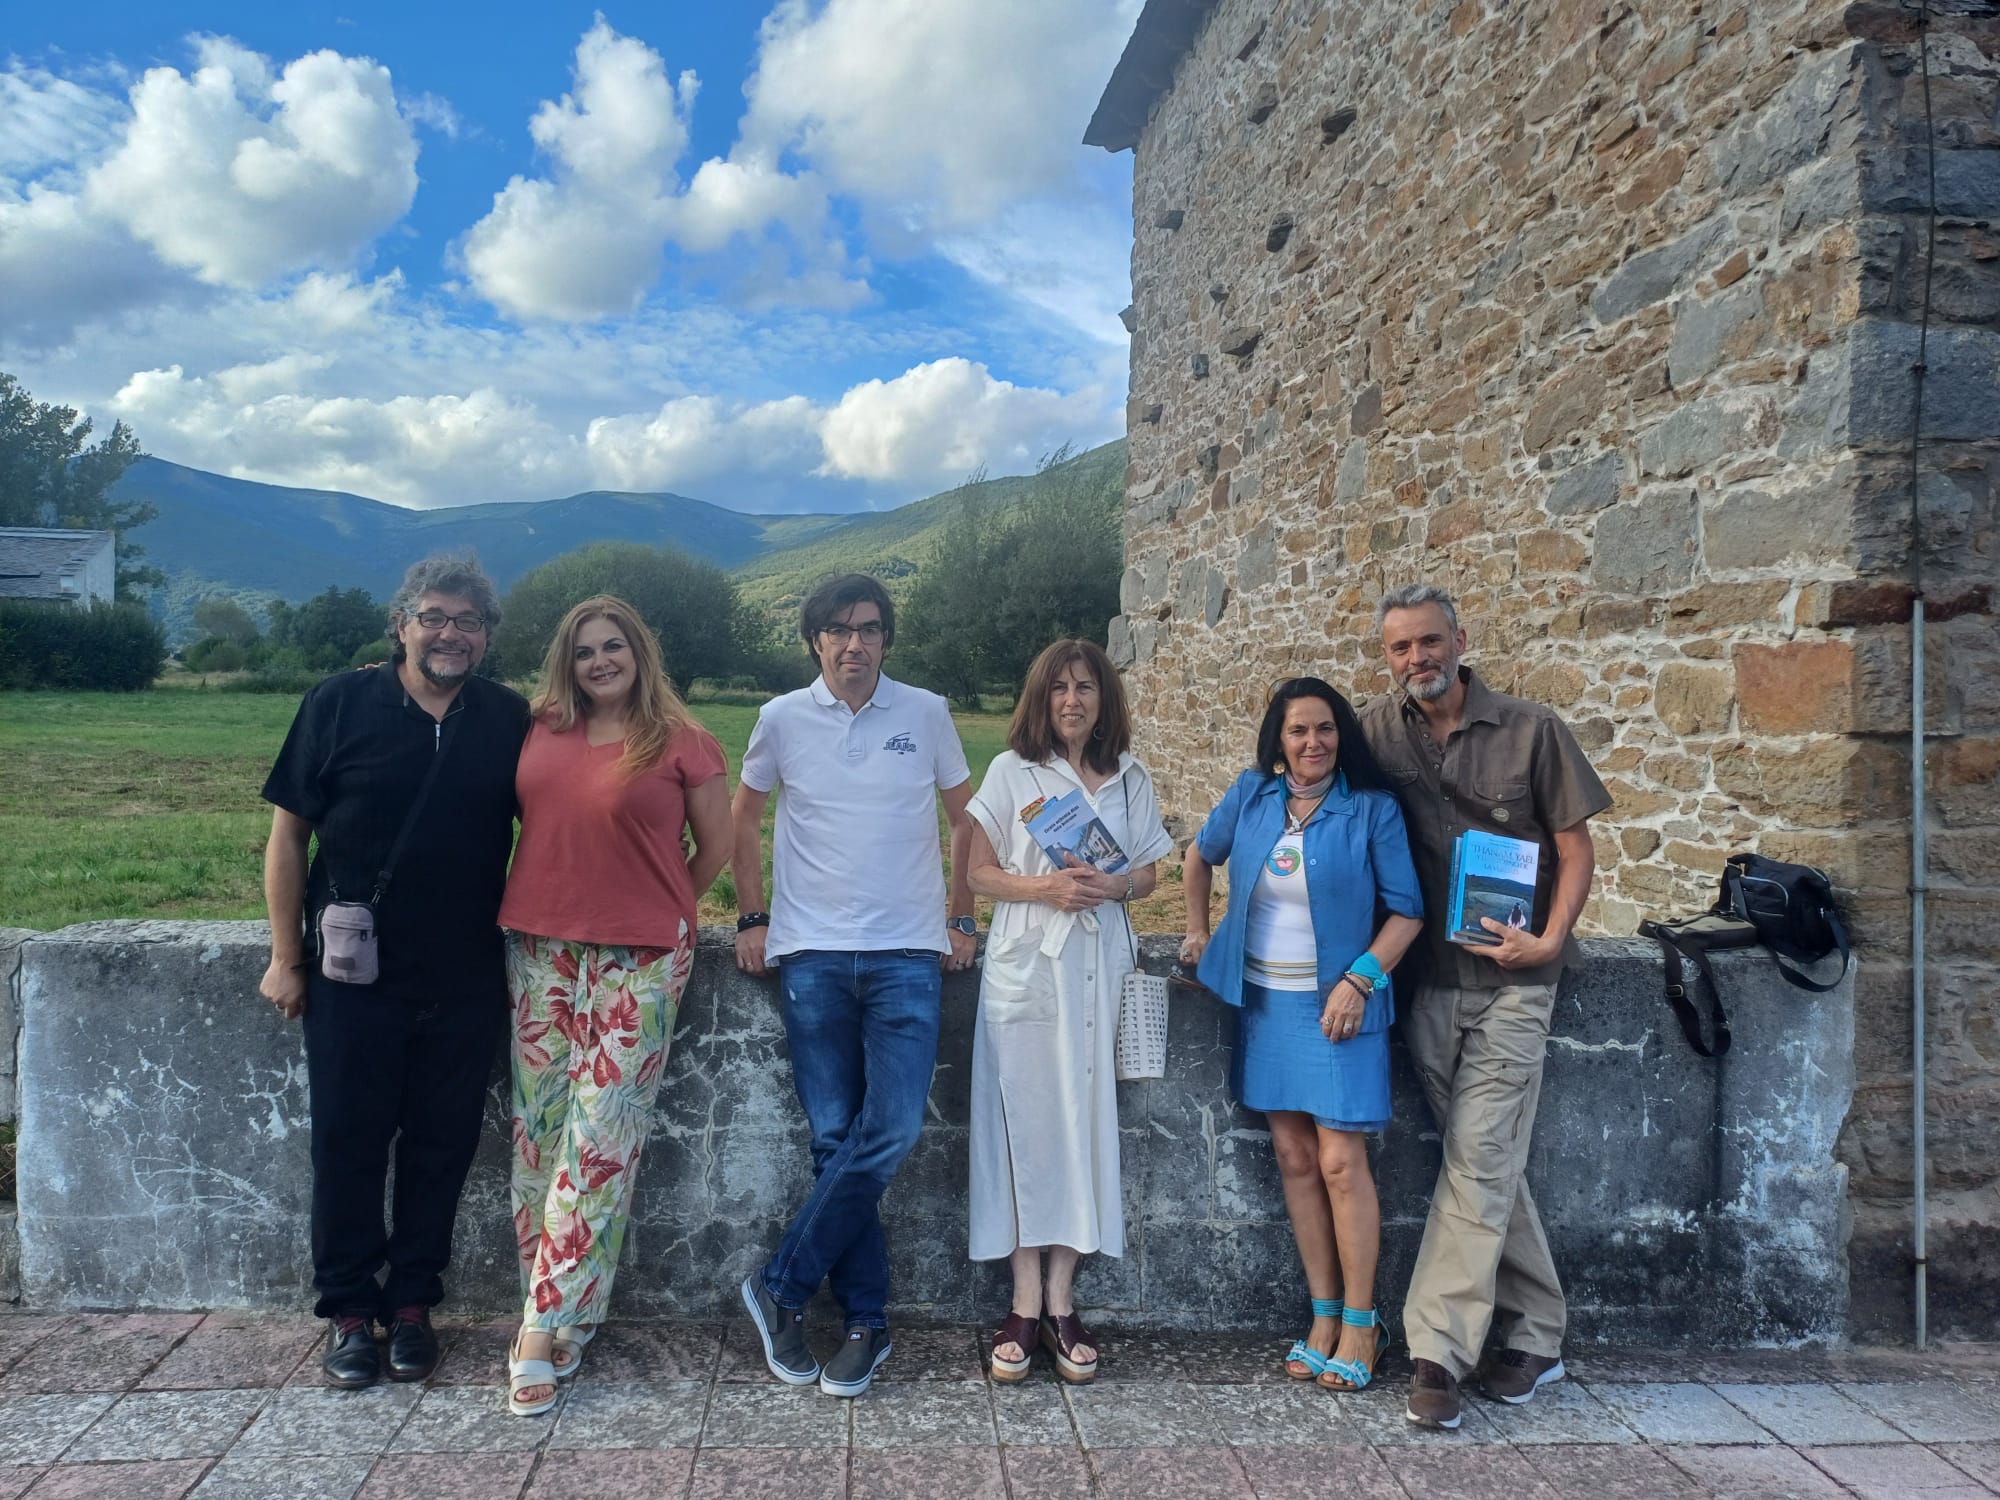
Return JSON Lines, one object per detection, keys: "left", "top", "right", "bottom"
{"left": 507, "top": 1331, "right": 559, "bottom": 1417}
{"left": 551, "top": 1323, "right": 597, "bottom": 1380}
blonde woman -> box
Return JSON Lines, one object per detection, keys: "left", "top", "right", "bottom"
{"left": 496, "top": 595, "right": 729, "bottom": 1415}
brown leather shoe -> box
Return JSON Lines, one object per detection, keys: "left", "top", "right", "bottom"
{"left": 1405, "top": 1357, "right": 1462, "bottom": 1429}
{"left": 1479, "top": 1348, "right": 1566, "bottom": 1404}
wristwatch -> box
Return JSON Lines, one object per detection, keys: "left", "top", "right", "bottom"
{"left": 947, "top": 916, "right": 978, "bottom": 936}
{"left": 736, "top": 912, "right": 770, "bottom": 932}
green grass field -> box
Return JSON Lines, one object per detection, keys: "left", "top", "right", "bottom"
{"left": 0, "top": 687, "right": 1184, "bottom": 935}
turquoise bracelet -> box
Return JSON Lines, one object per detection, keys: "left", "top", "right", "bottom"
{"left": 1349, "top": 951, "right": 1387, "bottom": 984}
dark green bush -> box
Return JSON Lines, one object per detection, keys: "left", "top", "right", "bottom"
{"left": 184, "top": 637, "right": 247, "bottom": 674}
{"left": 0, "top": 600, "right": 165, "bottom": 690}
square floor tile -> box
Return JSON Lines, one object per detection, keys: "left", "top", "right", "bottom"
{"left": 1476, "top": 1382, "right": 1637, "bottom": 1445}
{"left": 1799, "top": 1443, "right": 1995, "bottom": 1497}
{"left": 0, "top": 1316, "right": 200, "bottom": 1394}
{"left": 851, "top": 1382, "right": 994, "bottom": 1448}
{"left": 1198, "top": 1383, "right": 1356, "bottom": 1446}
{"left": 999, "top": 1445, "right": 1092, "bottom": 1497}
{"left": 1836, "top": 1382, "right": 2000, "bottom": 1444}
{"left": 568, "top": 1323, "right": 721, "bottom": 1383}
{"left": 1662, "top": 1443, "right": 1849, "bottom": 1499}
{"left": 548, "top": 1380, "right": 705, "bottom": 1449}
{"left": 1337, "top": 1384, "right": 1505, "bottom": 1445}
{"left": 140, "top": 1315, "right": 323, "bottom": 1391}
{"left": 234, "top": 1385, "right": 423, "bottom": 1458}
{"left": 1937, "top": 1442, "right": 2000, "bottom": 1489}
{"left": 1234, "top": 1443, "right": 1405, "bottom": 1499}
{"left": 26, "top": 1460, "right": 211, "bottom": 1500}
{"left": 422, "top": 1321, "right": 514, "bottom": 1389}
{"left": 388, "top": 1385, "right": 555, "bottom": 1454}
{"left": 1379, "top": 1443, "right": 1561, "bottom": 1499}
{"left": 871, "top": 1327, "right": 983, "bottom": 1383}
{"left": 1090, "top": 1445, "right": 1254, "bottom": 1499}
{"left": 1520, "top": 1443, "right": 1705, "bottom": 1498}
{"left": 0, "top": 1468, "right": 38, "bottom": 1500}
{"left": 527, "top": 1448, "right": 696, "bottom": 1497}
{"left": 356, "top": 1450, "right": 536, "bottom": 1499}
{"left": 989, "top": 1382, "right": 1076, "bottom": 1447}
{"left": 1093, "top": 1333, "right": 1286, "bottom": 1386}
{"left": 850, "top": 1446, "right": 1006, "bottom": 1499}
{"left": 192, "top": 1453, "right": 376, "bottom": 1499}
{"left": 715, "top": 1326, "right": 782, "bottom": 1385}
{"left": 700, "top": 1384, "right": 849, "bottom": 1448}
{"left": 687, "top": 1446, "right": 847, "bottom": 1500}
{"left": 0, "top": 1320, "right": 66, "bottom": 1379}
{"left": 1586, "top": 1381, "right": 1779, "bottom": 1444}
{"left": 1068, "top": 1381, "right": 1226, "bottom": 1448}
{"left": 1714, "top": 1383, "right": 1908, "bottom": 1446}
{"left": 0, "top": 1393, "right": 118, "bottom": 1466}
{"left": 67, "top": 1389, "right": 269, "bottom": 1461}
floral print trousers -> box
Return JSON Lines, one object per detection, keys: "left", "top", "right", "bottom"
{"left": 505, "top": 926, "right": 694, "bottom": 1329}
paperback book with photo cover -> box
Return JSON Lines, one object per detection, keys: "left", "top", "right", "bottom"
{"left": 1020, "top": 789, "right": 1130, "bottom": 874}
{"left": 1447, "top": 829, "right": 1541, "bottom": 947}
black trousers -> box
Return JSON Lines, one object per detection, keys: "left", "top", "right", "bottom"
{"left": 301, "top": 970, "right": 503, "bottom": 1319}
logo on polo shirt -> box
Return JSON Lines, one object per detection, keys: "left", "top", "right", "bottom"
{"left": 882, "top": 732, "right": 917, "bottom": 755}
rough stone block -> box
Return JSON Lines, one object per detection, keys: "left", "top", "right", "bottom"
{"left": 1594, "top": 488, "right": 1699, "bottom": 593}
{"left": 0, "top": 928, "right": 33, "bottom": 1125}
{"left": 1591, "top": 220, "right": 1727, "bottom": 324}
{"left": 1711, "top": 44, "right": 1864, "bottom": 194}
{"left": 1844, "top": 321, "right": 2000, "bottom": 444}
{"left": 1655, "top": 662, "right": 1736, "bottom": 735}
{"left": 1704, "top": 485, "right": 1850, "bottom": 571}
{"left": 1524, "top": 363, "right": 1607, "bottom": 452}
{"left": 1638, "top": 395, "right": 1778, "bottom": 479}
{"left": 1545, "top": 453, "right": 1623, "bottom": 516}
{"left": 1735, "top": 640, "right": 1856, "bottom": 734}
{"left": 1668, "top": 281, "right": 1766, "bottom": 386}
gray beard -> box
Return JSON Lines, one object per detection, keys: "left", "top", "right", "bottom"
{"left": 419, "top": 650, "right": 470, "bottom": 687}
{"left": 1404, "top": 668, "right": 1454, "bottom": 702}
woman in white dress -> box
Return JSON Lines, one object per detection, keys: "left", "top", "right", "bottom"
{"left": 965, "top": 639, "right": 1173, "bottom": 1383}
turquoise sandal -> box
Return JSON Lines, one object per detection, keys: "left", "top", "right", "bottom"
{"left": 1284, "top": 1298, "right": 1343, "bottom": 1380}
{"left": 1318, "top": 1305, "right": 1390, "bottom": 1392}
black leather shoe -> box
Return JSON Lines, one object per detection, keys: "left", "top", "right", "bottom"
{"left": 322, "top": 1316, "right": 381, "bottom": 1388}
{"left": 385, "top": 1304, "right": 440, "bottom": 1382}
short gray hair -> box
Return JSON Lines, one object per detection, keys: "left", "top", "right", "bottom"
{"left": 387, "top": 551, "right": 502, "bottom": 642}
{"left": 1375, "top": 583, "right": 1458, "bottom": 633}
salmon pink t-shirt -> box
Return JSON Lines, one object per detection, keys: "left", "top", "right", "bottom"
{"left": 499, "top": 718, "right": 727, "bottom": 948}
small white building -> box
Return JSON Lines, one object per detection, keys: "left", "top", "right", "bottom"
{"left": 0, "top": 528, "right": 117, "bottom": 606}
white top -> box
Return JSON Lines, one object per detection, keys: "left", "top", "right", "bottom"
{"left": 1244, "top": 830, "right": 1319, "bottom": 991}
{"left": 964, "top": 749, "right": 1174, "bottom": 1260}
{"left": 740, "top": 672, "right": 971, "bottom": 959}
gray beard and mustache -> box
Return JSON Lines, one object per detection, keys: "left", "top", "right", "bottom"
{"left": 1402, "top": 662, "right": 1457, "bottom": 701}
{"left": 417, "top": 645, "right": 471, "bottom": 686}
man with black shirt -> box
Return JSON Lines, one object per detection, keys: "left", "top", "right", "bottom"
{"left": 259, "top": 553, "right": 528, "bottom": 1388}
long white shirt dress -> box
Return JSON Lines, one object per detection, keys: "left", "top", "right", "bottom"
{"left": 966, "top": 750, "right": 1175, "bottom": 1260}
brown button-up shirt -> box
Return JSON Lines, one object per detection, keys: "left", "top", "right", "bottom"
{"left": 1357, "top": 666, "right": 1612, "bottom": 990}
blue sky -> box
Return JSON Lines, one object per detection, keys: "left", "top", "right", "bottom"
{"left": 1, "top": 1, "right": 1139, "bottom": 510}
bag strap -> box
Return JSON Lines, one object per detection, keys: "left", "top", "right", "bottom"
{"left": 370, "top": 711, "right": 460, "bottom": 907}
{"left": 1641, "top": 920, "right": 1732, "bottom": 1057}
{"left": 1768, "top": 906, "right": 1852, "bottom": 993}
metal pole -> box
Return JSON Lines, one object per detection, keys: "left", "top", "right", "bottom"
{"left": 1911, "top": 600, "right": 1928, "bottom": 1350}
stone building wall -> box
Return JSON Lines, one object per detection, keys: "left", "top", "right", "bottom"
{"left": 1105, "top": 0, "right": 2000, "bottom": 1336}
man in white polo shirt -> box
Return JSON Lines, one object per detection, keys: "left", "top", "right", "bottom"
{"left": 731, "top": 572, "right": 977, "bottom": 1398}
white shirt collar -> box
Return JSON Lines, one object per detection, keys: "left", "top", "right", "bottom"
{"left": 808, "top": 671, "right": 897, "bottom": 712}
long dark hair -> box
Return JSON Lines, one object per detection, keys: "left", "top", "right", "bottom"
{"left": 1254, "top": 677, "right": 1389, "bottom": 791}
{"left": 1008, "top": 638, "right": 1130, "bottom": 774}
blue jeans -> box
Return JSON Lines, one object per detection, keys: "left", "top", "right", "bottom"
{"left": 762, "top": 949, "right": 942, "bottom": 1328}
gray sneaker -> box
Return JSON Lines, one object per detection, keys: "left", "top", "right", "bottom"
{"left": 818, "top": 1325, "right": 892, "bottom": 1398}
{"left": 741, "top": 1275, "right": 819, "bottom": 1386}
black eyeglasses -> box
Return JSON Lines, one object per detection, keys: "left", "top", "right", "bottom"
{"left": 819, "top": 622, "right": 884, "bottom": 645}
{"left": 408, "top": 609, "right": 487, "bottom": 633}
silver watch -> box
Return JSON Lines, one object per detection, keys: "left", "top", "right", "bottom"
{"left": 947, "top": 916, "right": 978, "bottom": 936}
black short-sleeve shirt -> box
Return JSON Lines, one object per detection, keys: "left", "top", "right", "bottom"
{"left": 262, "top": 666, "right": 530, "bottom": 996}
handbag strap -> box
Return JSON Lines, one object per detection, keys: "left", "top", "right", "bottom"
{"left": 1768, "top": 908, "right": 1852, "bottom": 993}
{"left": 369, "top": 711, "right": 460, "bottom": 907}
{"left": 1641, "top": 920, "right": 1732, "bottom": 1057}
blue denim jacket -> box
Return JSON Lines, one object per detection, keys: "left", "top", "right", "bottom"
{"left": 1193, "top": 769, "right": 1424, "bottom": 1033}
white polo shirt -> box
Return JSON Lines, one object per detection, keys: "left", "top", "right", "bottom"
{"left": 740, "top": 672, "right": 971, "bottom": 960}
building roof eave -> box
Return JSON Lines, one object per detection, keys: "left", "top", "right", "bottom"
{"left": 1082, "top": 0, "right": 1221, "bottom": 153}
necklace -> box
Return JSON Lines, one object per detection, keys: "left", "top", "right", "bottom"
{"left": 1283, "top": 770, "right": 1332, "bottom": 834}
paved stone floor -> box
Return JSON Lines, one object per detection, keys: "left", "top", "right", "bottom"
{"left": 0, "top": 1313, "right": 1995, "bottom": 1497}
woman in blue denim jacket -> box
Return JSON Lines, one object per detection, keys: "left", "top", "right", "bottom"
{"left": 1181, "top": 677, "right": 1423, "bottom": 1392}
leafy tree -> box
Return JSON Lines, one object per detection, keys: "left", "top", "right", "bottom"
{"left": 898, "top": 447, "right": 1122, "bottom": 709}
{"left": 184, "top": 637, "right": 247, "bottom": 673}
{"left": 493, "top": 541, "right": 744, "bottom": 690}
{"left": 266, "top": 586, "right": 385, "bottom": 673}
{"left": 0, "top": 371, "right": 157, "bottom": 600}
{"left": 192, "top": 598, "right": 260, "bottom": 645}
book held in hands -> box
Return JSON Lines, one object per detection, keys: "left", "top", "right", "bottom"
{"left": 1447, "top": 829, "right": 1540, "bottom": 947}
{"left": 1019, "top": 789, "right": 1129, "bottom": 874}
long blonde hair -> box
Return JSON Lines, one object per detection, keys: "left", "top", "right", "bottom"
{"left": 531, "top": 594, "right": 693, "bottom": 776}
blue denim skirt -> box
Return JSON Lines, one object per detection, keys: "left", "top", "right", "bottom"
{"left": 1231, "top": 981, "right": 1391, "bottom": 1132}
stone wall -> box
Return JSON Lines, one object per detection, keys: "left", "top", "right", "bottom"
{"left": 15, "top": 922, "right": 1852, "bottom": 1343}
{"left": 1106, "top": 0, "right": 2000, "bottom": 1337}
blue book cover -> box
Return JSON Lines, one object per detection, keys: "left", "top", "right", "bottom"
{"left": 1019, "top": 788, "right": 1130, "bottom": 874}
{"left": 1447, "top": 829, "right": 1540, "bottom": 947}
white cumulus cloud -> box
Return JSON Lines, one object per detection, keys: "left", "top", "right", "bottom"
{"left": 587, "top": 394, "right": 823, "bottom": 491}
{"left": 818, "top": 357, "right": 1095, "bottom": 488}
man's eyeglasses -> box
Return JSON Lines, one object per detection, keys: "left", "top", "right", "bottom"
{"left": 408, "top": 609, "right": 487, "bottom": 633}
{"left": 818, "top": 622, "right": 884, "bottom": 645}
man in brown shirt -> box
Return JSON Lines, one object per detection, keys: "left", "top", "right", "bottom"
{"left": 1356, "top": 584, "right": 1612, "bottom": 1431}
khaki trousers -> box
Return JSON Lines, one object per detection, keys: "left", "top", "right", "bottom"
{"left": 1402, "top": 982, "right": 1565, "bottom": 1379}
